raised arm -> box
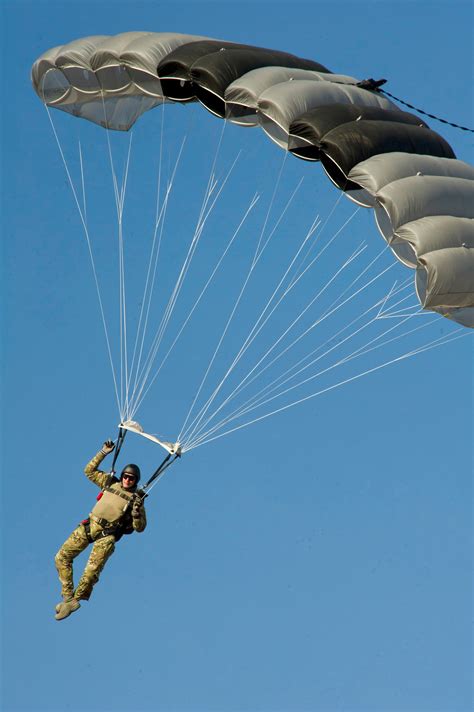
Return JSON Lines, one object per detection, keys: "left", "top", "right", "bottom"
{"left": 84, "top": 440, "right": 115, "bottom": 489}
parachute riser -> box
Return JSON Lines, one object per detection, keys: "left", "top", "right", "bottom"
{"left": 141, "top": 451, "right": 181, "bottom": 498}
{"left": 110, "top": 427, "right": 127, "bottom": 475}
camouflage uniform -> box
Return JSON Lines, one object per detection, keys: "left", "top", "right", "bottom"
{"left": 55, "top": 449, "right": 147, "bottom": 601}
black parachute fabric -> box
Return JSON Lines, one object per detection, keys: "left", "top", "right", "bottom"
{"left": 157, "top": 40, "right": 331, "bottom": 116}
{"left": 288, "top": 104, "right": 430, "bottom": 161}
{"left": 156, "top": 40, "right": 255, "bottom": 101}
{"left": 31, "top": 31, "right": 474, "bottom": 327}
{"left": 318, "top": 121, "right": 456, "bottom": 192}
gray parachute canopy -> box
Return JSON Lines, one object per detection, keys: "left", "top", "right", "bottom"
{"left": 31, "top": 31, "right": 474, "bottom": 328}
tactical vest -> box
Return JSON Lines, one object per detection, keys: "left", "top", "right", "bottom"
{"left": 90, "top": 482, "right": 135, "bottom": 527}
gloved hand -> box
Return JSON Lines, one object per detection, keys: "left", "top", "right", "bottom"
{"left": 132, "top": 494, "right": 143, "bottom": 518}
{"left": 102, "top": 440, "right": 115, "bottom": 455}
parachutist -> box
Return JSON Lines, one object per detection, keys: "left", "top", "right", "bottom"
{"left": 54, "top": 441, "right": 147, "bottom": 621}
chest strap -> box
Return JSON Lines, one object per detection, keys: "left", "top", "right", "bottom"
{"left": 103, "top": 485, "right": 133, "bottom": 503}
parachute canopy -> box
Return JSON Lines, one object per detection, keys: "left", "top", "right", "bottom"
{"left": 32, "top": 31, "right": 474, "bottom": 327}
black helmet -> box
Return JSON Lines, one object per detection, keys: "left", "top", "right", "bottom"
{"left": 120, "top": 463, "right": 141, "bottom": 484}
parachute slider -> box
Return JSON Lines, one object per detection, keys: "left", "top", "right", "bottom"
{"left": 120, "top": 420, "right": 182, "bottom": 456}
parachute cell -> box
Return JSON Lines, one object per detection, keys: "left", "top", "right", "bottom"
{"left": 156, "top": 40, "right": 331, "bottom": 114}
{"left": 256, "top": 80, "right": 397, "bottom": 150}
{"left": 288, "top": 104, "right": 429, "bottom": 165}
{"left": 224, "top": 68, "right": 359, "bottom": 126}
{"left": 347, "top": 153, "right": 474, "bottom": 207}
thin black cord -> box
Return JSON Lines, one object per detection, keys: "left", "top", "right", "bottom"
{"left": 380, "top": 88, "right": 474, "bottom": 134}
{"left": 354, "top": 77, "right": 474, "bottom": 133}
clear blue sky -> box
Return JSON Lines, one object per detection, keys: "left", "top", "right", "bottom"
{"left": 1, "top": 2, "right": 473, "bottom": 711}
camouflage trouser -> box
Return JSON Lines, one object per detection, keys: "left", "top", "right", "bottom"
{"left": 55, "top": 522, "right": 115, "bottom": 601}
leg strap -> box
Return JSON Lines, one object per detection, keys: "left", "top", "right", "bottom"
{"left": 82, "top": 519, "right": 117, "bottom": 543}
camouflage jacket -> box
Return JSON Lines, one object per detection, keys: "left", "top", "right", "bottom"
{"left": 84, "top": 449, "right": 147, "bottom": 535}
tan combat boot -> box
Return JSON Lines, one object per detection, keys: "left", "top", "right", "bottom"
{"left": 54, "top": 598, "right": 81, "bottom": 621}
